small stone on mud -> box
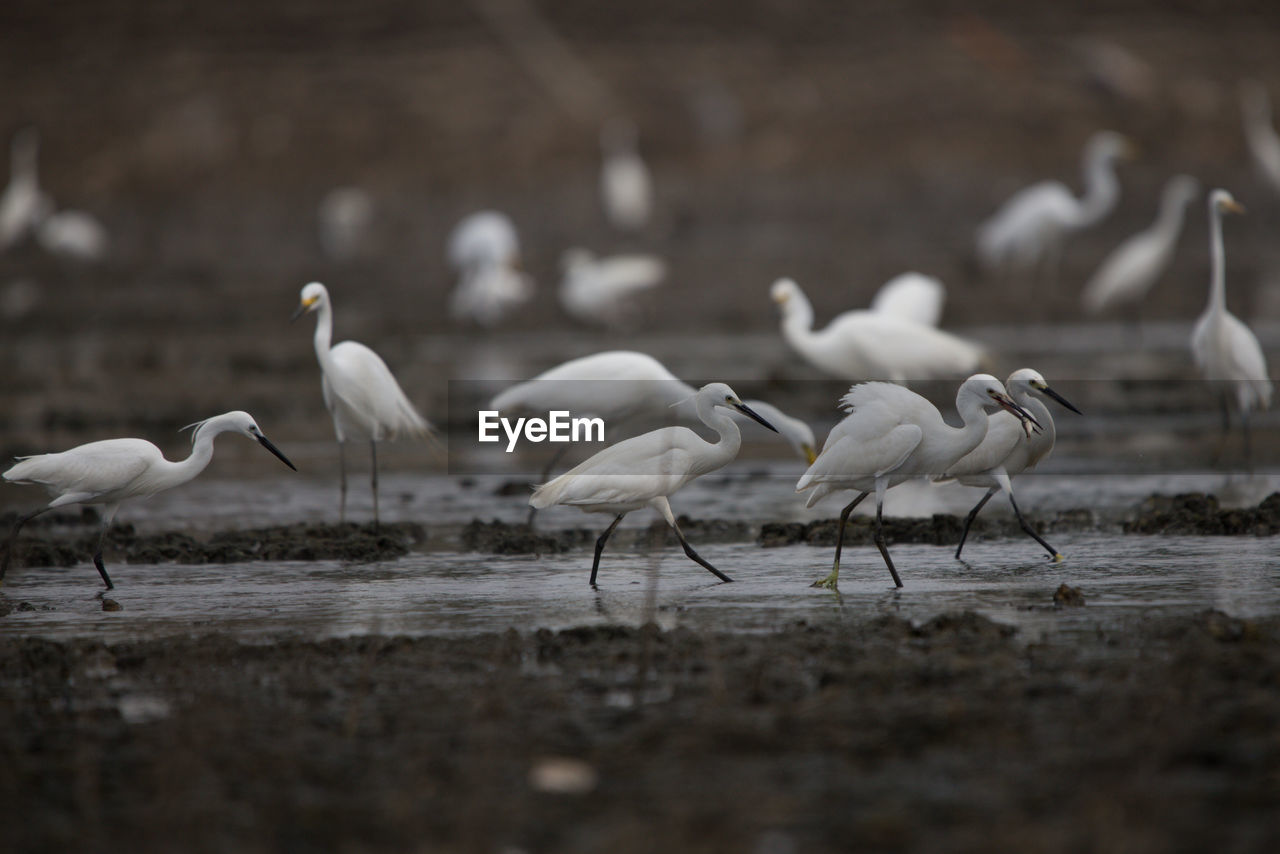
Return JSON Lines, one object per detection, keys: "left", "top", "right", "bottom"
{"left": 1053, "top": 584, "right": 1086, "bottom": 608}
{"left": 528, "top": 756, "right": 598, "bottom": 795}
{"left": 101, "top": 598, "right": 123, "bottom": 612}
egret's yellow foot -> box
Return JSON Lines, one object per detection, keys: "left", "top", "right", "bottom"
{"left": 811, "top": 570, "right": 840, "bottom": 590}
{"left": 1052, "top": 553, "right": 1065, "bottom": 563}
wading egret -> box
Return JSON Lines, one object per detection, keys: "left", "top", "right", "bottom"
{"left": 1240, "top": 80, "right": 1280, "bottom": 195}
{"left": 558, "top": 248, "right": 666, "bottom": 328}
{"left": 600, "top": 118, "right": 652, "bottom": 231}
{"left": 770, "top": 278, "right": 984, "bottom": 382}
{"left": 869, "top": 272, "right": 946, "bottom": 328}
{"left": 0, "top": 128, "right": 53, "bottom": 252}
{"left": 317, "top": 186, "right": 375, "bottom": 261}
{"left": 1190, "top": 190, "right": 1272, "bottom": 462}
{"left": 293, "top": 282, "right": 433, "bottom": 526}
{"left": 977, "top": 130, "right": 1131, "bottom": 278}
{"left": 1082, "top": 174, "right": 1198, "bottom": 317}
{"left": 2, "top": 411, "right": 295, "bottom": 589}
{"left": 797, "top": 374, "right": 1037, "bottom": 590}
{"left": 529, "top": 382, "right": 777, "bottom": 586}
{"left": 447, "top": 210, "right": 533, "bottom": 326}
{"left": 939, "top": 369, "right": 1081, "bottom": 561}
{"left": 36, "top": 209, "right": 109, "bottom": 262}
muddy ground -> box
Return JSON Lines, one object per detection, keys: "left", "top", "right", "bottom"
{"left": 2, "top": 611, "right": 1278, "bottom": 853}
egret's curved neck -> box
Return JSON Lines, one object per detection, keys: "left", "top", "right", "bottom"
{"left": 778, "top": 291, "right": 816, "bottom": 350}
{"left": 1154, "top": 190, "right": 1189, "bottom": 238}
{"left": 1017, "top": 391, "right": 1055, "bottom": 449}
{"left": 153, "top": 423, "right": 223, "bottom": 493}
{"left": 311, "top": 300, "right": 335, "bottom": 363}
{"left": 1075, "top": 151, "right": 1120, "bottom": 227}
{"left": 953, "top": 394, "right": 994, "bottom": 459}
{"left": 1207, "top": 206, "right": 1227, "bottom": 314}
{"left": 695, "top": 397, "right": 743, "bottom": 469}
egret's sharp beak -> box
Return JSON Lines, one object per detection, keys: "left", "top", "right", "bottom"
{"left": 290, "top": 297, "right": 317, "bottom": 322}
{"left": 257, "top": 433, "right": 298, "bottom": 471}
{"left": 1223, "top": 198, "right": 1246, "bottom": 215}
{"left": 733, "top": 401, "right": 779, "bottom": 433}
{"left": 1040, "top": 384, "right": 1082, "bottom": 415}
{"left": 803, "top": 444, "right": 817, "bottom": 466}
{"left": 993, "top": 393, "right": 1043, "bottom": 434}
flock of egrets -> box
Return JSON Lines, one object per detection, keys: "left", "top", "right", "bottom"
{"left": 2, "top": 79, "right": 1278, "bottom": 594}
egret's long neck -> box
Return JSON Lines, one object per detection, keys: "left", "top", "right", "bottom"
{"left": 1075, "top": 151, "right": 1120, "bottom": 227}
{"left": 311, "top": 300, "right": 335, "bottom": 364}
{"left": 154, "top": 424, "right": 221, "bottom": 493}
{"left": 952, "top": 395, "right": 994, "bottom": 462}
{"left": 694, "top": 399, "right": 743, "bottom": 471}
{"left": 778, "top": 292, "right": 816, "bottom": 353}
{"left": 1153, "top": 190, "right": 1189, "bottom": 241}
{"left": 1018, "top": 391, "right": 1056, "bottom": 452}
{"left": 1207, "top": 205, "right": 1227, "bottom": 315}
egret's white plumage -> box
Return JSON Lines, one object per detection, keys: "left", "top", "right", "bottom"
{"left": 599, "top": 118, "right": 652, "bottom": 231}
{"left": 2, "top": 411, "right": 295, "bottom": 589}
{"left": 977, "top": 130, "right": 1130, "bottom": 275}
{"left": 1240, "top": 80, "right": 1280, "bottom": 195}
{"left": 938, "top": 369, "right": 1081, "bottom": 561}
{"left": 36, "top": 209, "right": 109, "bottom": 262}
{"left": 558, "top": 248, "right": 666, "bottom": 328}
{"left": 529, "top": 382, "right": 777, "bottom": 585}
{"left": 317, "top": 186, "right": 375, "bottom": 260}
{"left": 869, "top": 272, "right": 946, "bottom": 327}
{"left": 293, "top": 282, "right": 432, "bottom": 524}
{"left": 447, "top": 210, "right": 533, "bottom": 327}
{"left": 771, "top": 277, "right": 984, "bottom": 382}
{"left": 1082, "top": 174, "right": 1198, "bottom": 315}
{"left": 797, "top": 374, "right": 1035, "bottom": 589}
{"left": 0, "top": 128, "right": 53, "bottom": 252}
{"left": 1190, "top": 190, "right": 1272, "bottom": 459}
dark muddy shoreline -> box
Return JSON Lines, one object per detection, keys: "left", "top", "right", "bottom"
{"left": 2, "top": 611, "right": 1278, "bottom": 853}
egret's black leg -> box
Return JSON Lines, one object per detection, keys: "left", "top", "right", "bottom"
{"left": 337, "top": 440, "right": 349, "bottom": 523}
{"left": 955, "top": 488, "right": 997, "bottom": 560}
{"left": 589, "top": 514, "right": 625, "bottom": 587}
{"left": 1008, "top": 493, "right": 1061, "bottom": 561}
{"left": 873, "top": 500, "right": 903, "bottom": 588}
{"left": 92, "top": 519, "right": 115, "bottom": 589}
{"left": 2, "top": 507, "right": 51, "bottom": 582}
{"left": 370, "top": 439, "right": 380, "bottom": 531}
{"left": 812, "top": 492, "right": 868, "bottom": 589}
{"left": 671, "top": 521, "right": 732, "bottom": 583}
{"left": 526, "top": 445, "right": 569, "bottom": 527}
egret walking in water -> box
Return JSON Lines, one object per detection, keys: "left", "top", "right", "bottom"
{"left": 1191, "top": 190, "right": 1272, "bottom": 463}
{"left": 2, "top": 411, "right": 295, "bottom": 589}
{"left": 771, "top": 278, "right": 984, "bottom": 382}
{"left": 529, "top": 382, "right": 777, "bottom": 586}
{"left": 1082, "top": 174, "right": 1199, "bottom": 319}
{"left": 293, "top": 282, "right": 433, "bottom": 526}
{"left": 797, "top": 374, "right": 1037, "bottom": 590}
{"left": 939, "top": 369, "right": 1081, "bottom": 561}
{"left": 446, "top": 210, "right": 533, "bottom": 327}
{"left": 977, "top": 130, "right": 1131, "bottom": 279}
{"left": 558, "top": 248, "right": 666, "bottom": 328}
{"left": 0, "top": 127, "right": 53, "bottom": 252}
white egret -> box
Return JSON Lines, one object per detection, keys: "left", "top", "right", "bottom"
{"left": 317, "top": 186, "right": 375, "bottom": 260}
{"left": 939, "top": 369, "right": 1081, "bottom": 561}
{"left": 1082, "top": 174, "right": 1198, "bottom": 317}
{"left": 446, "top": 210, "right": 533, "bottom": 327}
{"left": 1190, "top": 190, "right": 1272, "bottom": 461}
{"left": 1239, "top": 80, "right": 1280, "bottom": 195}
{"left": 292, "top": 282, "right": 434, "bottom": 525}
{"left": 0, "top": 128, "right": 53, "bottom": 252}
{"left": 2, "top": 411, "right": 295, "bottom": 589}
{"left": 529, "top": 382, "right": 777, "bottom": 586}
{"left": 36, "top": 209, "right": 109, "bottom": 262}
{"left": 599, "top": 118, "right": 652, "bottom": 231}
{"left": 558, "top": 248, "right": 666, "bottom": 328}
{"left": 976, "top": 130, "right": 1131, "bottom": 277}
{"left": 868, "top": 272, "right": 946, "bottom": 327}
{"left": 770, "top": 278, "right": 985, "bottom": 382}
{"left": 797, "top": 374, "right": 1037, "bottom": 590}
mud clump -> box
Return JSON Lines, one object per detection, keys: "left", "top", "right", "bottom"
{"left": 1053, "top": 583, "right": 1087, "bottom": 608}
{"left": 1125, "top": 492, "right": 1280, "bottom": 535}
{"left": 461, "top": 519, "right": 591, "bottom": 555}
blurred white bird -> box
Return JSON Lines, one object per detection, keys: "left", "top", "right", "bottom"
{"left": 770, "top": 278, "right": 985, "bottom": 382}
{"left": 938, "top": 369, "right": 1081, "bottom": 561}
{"left": 317, "top": 186, "right": 375, "bottom": 260}
{"left": 868, "top": 272, "right": 946, "bottom": 327}
{"left": 599, "top": 118, "right": 652, "bottom": 231}
{"left": 1191, "top": 190, "right": 1272, "bottom": 462}
{"left": 0, "top": 128, "right": 53, "bottom": 252}
{"left": 293, "top": 282, "right": 433, "bottom": 525}
{"left": 796, "top": 374, "right": 1037, "bottom": 590}
{"left": 2, "top": 411, "right": 295, "bottom": 589}
{"left": 1082, "top": 174, "right": 1199, "bottom": 317}
{"left": 558, "top": 247, "right": 666, "bottom": 327}
{"left": 36, "top": 209, "right": 109, "bottom": 262}
{"left": 447, "top": 210, "right": 533, "bottom": 327}
{"left": 529, "top": 382, "right": 777, "bottom": 586}
{"left": 977, "top": 130, "right": 1131, "bottom": 278}
{"left": 1239, "top": 80, "right": 1280, "bottom": 195}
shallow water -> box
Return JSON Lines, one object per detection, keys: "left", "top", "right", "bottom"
{"left": 6, "top": 530, "right": 1277, "bottom": 644}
